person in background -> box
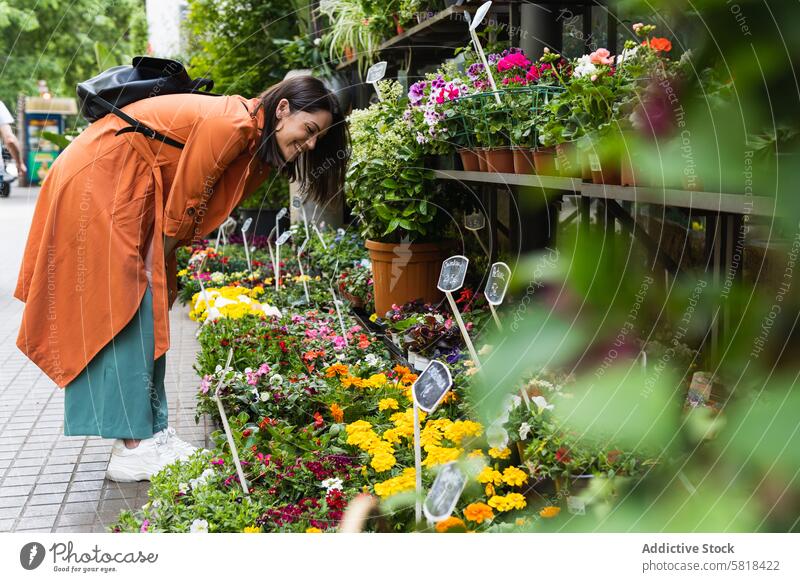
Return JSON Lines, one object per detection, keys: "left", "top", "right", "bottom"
{"left": 0, "top": 99, "right": 26, "bottom": 179}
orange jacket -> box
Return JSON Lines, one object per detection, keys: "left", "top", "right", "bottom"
{"left": 14, "top": 93, "right": 270, "bottom": 388}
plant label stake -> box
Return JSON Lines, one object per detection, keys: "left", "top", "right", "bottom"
{"left": 484, "top": 261, "right": 510, "bottom": 330}
{"left": 293, "top": 195, "right": 311, "bottom": 240}
{"left": 312, "top": 224, "right": 327, "bottom": 249}
{"left": 274, "top": 209, "right": 287, "bottom": 289}
{"left": 241, "top": 217, "right": 253, "bottom": 272}
{"left": 412, "top": 360, "right": 454, "bottom": 524}
{"left": 214, "top": 348, "right": 250, "bottom": 496}
{"left": 464, "top": 211, "right": 489, "bottom": 257}
{"left": 467, "top": 2, "right": 501, "bottom": 105}
{"left": 214, "top": 216, "right": 236, "bottom": 251}
{"left": 438, "top": 255, "right": 480, "bottom": 365}
{"left": 365, "top": 61, "right": 388, "bottom": 101}
{"left": 275, "top": 230, "right": 292, "bottom": 291}
{"left": 423, "top": 462, "right": 467, "bottom": 525}
{"left": 296, "top": 238, "right": 310, "bottom": 303}
{"left": 329, "top": 285, "right": 349, "bottom": 345}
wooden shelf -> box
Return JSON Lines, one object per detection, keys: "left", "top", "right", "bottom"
{"left": 433, "top": 170, "right": 777, "bottom": 217}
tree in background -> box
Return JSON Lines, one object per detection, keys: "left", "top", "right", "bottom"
{"left": 0, "top": 0, "right": 147, "bottom": 114}
{"left": 184, "top": 0, "right": 310, "bottom": 97}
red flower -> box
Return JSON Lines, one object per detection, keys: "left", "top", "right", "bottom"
{"left": 313, "top": 411, "right": 324, "bottom": 428}
{"left": 643, "top": 37, "right": 672, "bottom": 52}
{"left": 555, "top": 447, "right": 572, "bottom": 464}
{"left": 220, "top": 339, "right": 229, "bottom": 346}
{"left": 242, "top": 429, "right": 252, "bottom": 437}
{"left": 456, "top": 288, "right": 473, "bottom": 305}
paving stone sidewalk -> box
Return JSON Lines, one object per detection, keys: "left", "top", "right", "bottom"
{"left": 0, "top": 187, "right": 210, "bottom": 533}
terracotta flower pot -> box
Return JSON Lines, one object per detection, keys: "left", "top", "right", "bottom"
{"left": 620, "top": 153, "right": 637, "bottom": 187}
{"left": 512, "top": 146, "right": 535, "bottom": 174}
{"left": 555, "top": 141, "right": 581, "bottom": 178}
{"left": 366, "top": 239, "right": 451, "bottom": 316}
{"left": 485, "top": 147, "right": 515, "bottom": 174}
{"left": 532, "top": 147, "right": 557, "bottom": 176}
{"left": 589, "top": 152, "right": 621, "bottom": 185}
{"left": 580, "top": 150, "right": 593, "bottom": 181}
{"left": 477, "top": 148, "right": 489, "bottom": 172}
{"left": 458, "top": 148, "right": 480, "bottom": 172}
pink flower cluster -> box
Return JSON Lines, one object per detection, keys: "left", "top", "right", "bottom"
{"left": 589, "top": 48, "right": 614, "bottom": 65}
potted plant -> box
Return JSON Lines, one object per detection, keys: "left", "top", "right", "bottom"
{"left": 236, "top": 175, "right": 290, "bottom": 237}
{"left": 347, "top": 80, "right": 459, "bottom": 315}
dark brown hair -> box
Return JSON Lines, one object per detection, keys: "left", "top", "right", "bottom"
{"left": 254, "top": 75, "right": 350, "bottom": 203}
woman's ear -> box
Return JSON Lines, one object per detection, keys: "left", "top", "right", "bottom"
{"left": 275, "top": 98, "right": 290, "bottom": 130}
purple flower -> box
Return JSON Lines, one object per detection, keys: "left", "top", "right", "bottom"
{"left": 431, "top": 75, "right": 445, "bottom": 90}
{"left": 467, "top": 63, "right": 484, "bottom": 80}
{"left": 408, "top": 81, "right": 426, "bottom": 105}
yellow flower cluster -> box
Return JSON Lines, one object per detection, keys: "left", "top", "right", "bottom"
{"left": 325, "top": 364, "right": 389, "bottom": 390}
{"left": 378, "top": 398, "right": 399, "bottom": 411}
{"left": 488, "top": 447, "right": 511, "bottom": 459}
{"left": 477, "top": 467, "right": 504, "bottom": 486}
{"left": 443, "top": 420, "right": 483, "bottom": 444}
{"left": 242, "top": 526, "right": 261, "bottom": 533}
{"left": 502, "top": 466, "right": 529, "bottom": 487}
{"left": 422, "top": 446, "right": 462, "bottom": 467}
{"left": 346, "top": 421, "right": 396, "bottom": 472}
{"left": 382, "top": 409, "right": 424, "bottom": 444}
{"left": 488, "top": 493, "right": 527, "bottom": 512}
{"left": 374, "top": 468, "right": 416, "bottom": 499}
{"left": 189, "top": 286, "right": 274, "bottom": 322}
{"left": 539, "top": 506, "right": 561, "bottom": 518}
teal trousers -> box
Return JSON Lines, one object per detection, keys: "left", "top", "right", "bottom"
{"left": 64, "top": 286, "right": 168, "bottom": 439}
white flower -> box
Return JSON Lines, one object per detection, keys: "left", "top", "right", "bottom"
{"left": 364, "top": 353, "right": 379, "bottom": 367}
{"left": 486, "top": 423, "right": 509, "bottom": 450}
{"left": 532, "top": 395, "right": 554, "bottom": 412}
{"left": 189, "top": 519, "right": 209, "bottom": 533}
{"left": 512, "top": 395, "right": 522, "bottom": 409}
{"left": 269, "top": 374, "right": 284, "bottom": 386}
{"left": 250, "top": 387, "right": 259, "bottom": 400}
{"left": 313, "top": 37, "right": 321, "bottom": 46}
{"left": 616, "top": 45, "right": 639, "bottom": 64}
{"left": 518, "top": 422, "right": 532, "bottom": 441}
{"left": 433, "top": 313, "right": 444, "bottom": 324}
{"left": 259, "top": 391, "right": 271, "bottom": 402}
{"left": 261, "top": 304, "right": 282, "bottom": 318}
{"left": 178, "top": 482, "right": 189, "bottom": 495}
{"left": 210, "top": 272, "right": 225, "bottom": 284}
{"left": 478, "top": 344, "right": 493, "bottom": 356}
{"left": 189, "top": 468, "right": 215, "bottom": 490}
{"left": 321, "top": 477, "right": 343, "bottom": 492}
{"left": 572, "top": 55, "right": 598, "bottom": 78}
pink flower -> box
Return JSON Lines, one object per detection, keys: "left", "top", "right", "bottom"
{"left": 589, "top": 48, "right": 614, "bottom": 65}
{"left": 140, "top": 519, "right": 150, "bottom": 533}
{"left": 305, "top": 329, "right": 319, "bottom": 339}
{"left": 333, "top": 336, "right": 347, "bottom": 350}
{"left": 591, "top": 74, "right": 598, "bottom": 82}
{"left": 632, "top": 23, "right": 644, "bottom": 34}
{"left": 257, "top": 363, "right": 271, "bottom": 376}
{"left": 199, "top": 375, "right": 211, "bottom": 394}
{"left": 497, "top": 52, "right": 531, "bottom": 72}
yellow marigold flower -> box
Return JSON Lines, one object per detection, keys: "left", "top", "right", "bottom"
{"left": 464, "top": 502, "right": 494, "bottom": 524}
{"left": 374, "top": 468, "right": 416, "bottom": 499}
{"left": 488, "top": 493, "right": 527, "bottom": 512}
{"left": 485, "top": 484, "right": 495, "bottom": 497}
{"left": 177, "top": 269, "right": 188, "bottom": 277}
{"left": 506, "top": 493, "right": 527, "bottom": 510}
{"left": 378, "top": 398, "right": 399, "bottom": 411}
{"left": 366, "top": 373, "right": 388, "bottom": 388}
{"left": 467, "top": 449, "right": 485, "bottom": 460}
{"left": 242, "top": 526, "right": 261, "bottom": 533}
{"left": 305, "top": 527, "right": 322, "bottom": 533}
{"left": 502, "top": 466, "right": 529, "bottom": 487}
{"left": 488, "top": 447, "right": 511, "bottom": 460}
{"left": 444, "top": 420, "right": 482, "bottom": 444}
{"left": 435, "top": 516, "right": 466, "bottom": 533}
{"left": 382, "top": 428, "right": 403, "bottom": 444}
{"left": 441, "top": 391, "right": 459, "bottom": 404}
{"left": 477, "top": 467, "right": 504, "bottom": 486}
{"left": 370, "top": 451, "right": 397, "bottom": 472}
{"left": 539, "top": 506, "right": 561, "bottom": 518}
{"left": 419, "top": 424, "right": 445, "bottom": 451}
{"left": 345, "top": 420, "right": 372, "bottom": 434}
{"left": 369, "top": 313, "right": 378, "bottom": 322}
{"left": 342, "top": 375, "right": 365, "bottom": 388}
{"left": 422, "top": 446, "right": 461, "bottom": 467}
{"left": 329, "top": 403, "right": 344, "bottom": 423}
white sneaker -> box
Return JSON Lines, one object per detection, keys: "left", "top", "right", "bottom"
{"left": 105, "top": 438, "right": 172, "bottom": 482}
{"left": 153, "top": 427, "right": 202, "bottom": 461}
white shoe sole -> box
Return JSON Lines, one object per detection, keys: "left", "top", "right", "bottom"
{"left": 105, "top": 466, "right": 152, "bottom": 482}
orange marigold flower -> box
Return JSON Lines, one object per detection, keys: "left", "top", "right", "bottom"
{"left": 325, "top": 364, "right": 349, "bottom": 378}
{"left": 434, "top": 516, "right": 466, "bottom": 533}
{"left": 464, "top": 502, "right": 494, "bottom": 524}
{"left": 330, "top": 403, "right": 344, "bottom": 423}
{"left": 393, "top": 365, "right": 411, "bottom": 376}
{"left": 539, "top": 505, "right": 561, "bottom": 518}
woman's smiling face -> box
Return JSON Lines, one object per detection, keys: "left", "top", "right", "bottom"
{"left": 274, "top": 98, "right": 333, "bottom": 163}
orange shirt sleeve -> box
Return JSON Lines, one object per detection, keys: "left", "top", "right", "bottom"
{"left": 163, "top": 114, "right": 251, "bottom": 240}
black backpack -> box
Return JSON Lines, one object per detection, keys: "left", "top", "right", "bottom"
{"left": 77, "top": 56, "right": 216, "bottom": 150}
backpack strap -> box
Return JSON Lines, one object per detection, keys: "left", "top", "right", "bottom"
{"left": 90, "top": 94, "right": 186, "bottom": 149}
